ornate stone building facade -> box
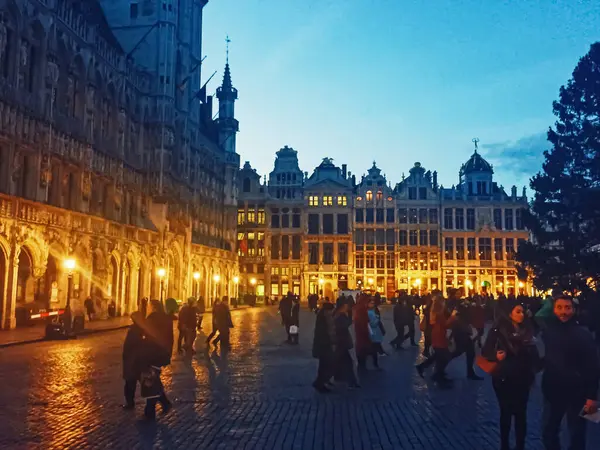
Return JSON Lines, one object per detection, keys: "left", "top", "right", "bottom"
{"left": 238, "top": 143, "right": 530, "bottom": 300}
{"left": 0, "top": 0, "right": 239, "bottom": 329}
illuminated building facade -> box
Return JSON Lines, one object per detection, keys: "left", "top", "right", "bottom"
{"left": 0, "top": 0, "right": 238, "bottom": 329}
{"left": 238, "top": 143, "right": 530, "bottom": 300}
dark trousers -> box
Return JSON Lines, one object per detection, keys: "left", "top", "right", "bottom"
{"left": 423, "top": 329, "right": 432, "bottom": 355}
{"left": 357, "top": 344, "right": 380, "bottom": 369}
{"left": 493, "top": 379, "right": 529, "bottom": 450}
{"left": 391, "top": 323, "right": 405, "bottom": 348}
{"left": 181, "top": 327, "right": 196, "bottom": 353}
{"left": 542, "top": 396, "right": 587, "bottom": 450}
{"left": 404, "top": 318, "right": 416, "bottom": 345}
{"left": 206, "top": 326, "right": 219, "bottom": 344}
{"left": 177, "top": 328, "right": 185, "bottom": 351}
{"left": 475, "top": 327, "right": 484, "bottom": 347}
{"left": 451, "top": 338, "right": 476, "bottom": 376}
{"left": 198, "top": 314, "right": 204, "bottom": 329}
{"left": 418, "top": 347, "right": 451, "bottom": 378}
{"left": 315, "top": 354, "right": 334, "bottom": 386}
{"left": 144, "top": 374, "right": 170, "bottom": 419}
{"left": 213, "top": 328, "right": 230, "bottom": 350}
{"left": 124, "top": 378, "right": 137, "bottom": 406}
{"left": 334, "top": 349, "right": 358, "bottom": 385}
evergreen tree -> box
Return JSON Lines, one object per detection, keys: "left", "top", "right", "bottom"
{"left": 518, "top": 42, "right": 600, "bottom": 292}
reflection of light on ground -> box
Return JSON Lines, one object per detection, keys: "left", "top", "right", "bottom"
{"left": 31, "top": 343, "right": 98, "bottom": 449}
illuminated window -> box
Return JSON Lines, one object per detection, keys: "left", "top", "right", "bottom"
{"left": 337, "top": 195, "right": 347, "bottom": 206}
{"left": 247, "top": 210, "right": 255, "bottom": 223}
{"left": 271, "top": 284, "right": 279, "bottom": 296}
{"left": 366, "top": 190, "right": 373, "bottom": 202}
{"left": 309, "top": 195, "right": 319, "bottom": 206}
{"left": 271, "top": 267, "right": 279, "bottom": 275}
{"left": 257, "top": 209, "right": 265, "bottom": 224}
{"left": 376, "top": 191, "right": 383, "bottom": 202}
{"left": 237, "top": 209, "right": 245, "bottom": 225}
{"left": 323, "top": 196, "right": 333, "bottom": 206}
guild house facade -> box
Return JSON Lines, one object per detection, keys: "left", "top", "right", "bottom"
{"left": 238, "top": 143, "right": 529, "bottom": 300}
{"left": 0, "top": 0, "right": 239, "bottom": 329}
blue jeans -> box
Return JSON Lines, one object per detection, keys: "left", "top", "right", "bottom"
{"left": 542, "top": 396, "right": 587, "bottom": 450}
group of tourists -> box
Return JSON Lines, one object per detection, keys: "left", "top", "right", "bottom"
{"left": 121, "top": 295, "right": 233, "bottom": 420}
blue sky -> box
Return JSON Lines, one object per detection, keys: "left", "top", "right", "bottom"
{"left": 202, "top": 0, "right": 600, "bottom": 190}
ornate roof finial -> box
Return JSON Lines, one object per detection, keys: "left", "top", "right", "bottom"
{"left": 372, "top": 160, "right": 377, "bottom": 167}
{"left": 226, "top": 35, "right": 231, "bottom": 65}
{"left": 472, "top": 137, "right": 480, "bottom": 153}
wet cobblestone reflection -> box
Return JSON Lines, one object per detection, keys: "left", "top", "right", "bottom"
{"left": 0, "top": 307, "right": 598, "bottom": 449}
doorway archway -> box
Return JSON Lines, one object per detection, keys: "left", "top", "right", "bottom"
{"left": 16, "top": 247, "right": 35, "bottom": 307}
{"left": 0, "top": 245, "right": 6, "bottom": 326}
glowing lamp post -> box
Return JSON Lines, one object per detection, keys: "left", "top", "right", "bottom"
{"left": 63, "top": 258, "right": 76, "bottom": 334}
{"left": 157, "top": 267, "right": 166, "bottom": 304}
{"left": 233, "top": 276, "right": 239, "bottom": 300}
{"left": 213, "top": 274, "right": 220, "bottom": 300}
{"left": 193, "top": 271, "right": 200, "bottom": 297}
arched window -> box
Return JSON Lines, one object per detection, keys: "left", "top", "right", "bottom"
{"left": 366, "top": 190, "right": 373, "bottom": 202}
{"left": 376, "top": 190, "right": 383, "bottom": 201}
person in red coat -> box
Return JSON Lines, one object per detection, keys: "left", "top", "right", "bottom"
{"left": 354, "top": 294, "right": 374, "bottom": 371}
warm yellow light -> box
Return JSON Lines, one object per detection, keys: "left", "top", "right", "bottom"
{"left": 481, "top": 281, "right": 486, "bottom": 287}
{"left": 368, "top": 278, "right": 374, "bottom": 285}
{"left": 157, "top": 268, "right": 166, "bottom": 278}
{"left": 466, "top": 280, "right": 473, "bottom": 287}
{"left": 233, "top": 276, "right": 239, "bottom": 284}
{"left": 213, "top": 274, "right": 220, "bottom": 283}
{"left": 415, "top": 279, "right": 422, "bottom": 286}
{"left": 319, "top": 278, "right": 324, "bottom": 285}
{"left": 518, "top": 281, "right": 524, "bottom": 288}
{"left": 498, "top": 282, "right": 503, "bottom": 286}
{"left": 250, "top": 278, "right": 257, "bottom": 285}
{"left": 193, "top": 272, "right": 201, "bottom": 280}
{"left": 63, "top": 258, "right": 76, "bottom": 271}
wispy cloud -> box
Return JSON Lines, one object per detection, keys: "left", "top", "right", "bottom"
{"left": 481, "top": 132, "right": 549, "bottom": 185}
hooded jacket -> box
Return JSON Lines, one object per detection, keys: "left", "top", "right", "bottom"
{"left": 542, "top": 316, "right": 599, "bottom": 401}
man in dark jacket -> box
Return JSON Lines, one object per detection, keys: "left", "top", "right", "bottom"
{"left": 122, "top": 312, "right": 144, "bottom": 410}
{"left": 279, "top": 292, "right": 294, "bottom": 343}
{"left": 143, "top": 300, "right": 174, "bottom": 419}
{"left": 542, "top": 295, "right": 599, "bottom": 450}
{"left": 450, "top": 300, "right": 483, "bottom": 380}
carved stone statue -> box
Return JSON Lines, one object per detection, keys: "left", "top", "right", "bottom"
{"left": 39, "top": 155, "right": 51, "bottom": 188}
{"left": 19, "top": 40, "right": 28, "bottom": 67}
{"left": 81, "top": 173, "right": 92, "bottom": 201}
{"left": 46, "top": 61, "right": 59, "bottom": 86}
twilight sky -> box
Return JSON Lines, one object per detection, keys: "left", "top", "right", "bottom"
{"left": 202, "top": 0, "right": 600, "bottom": 190}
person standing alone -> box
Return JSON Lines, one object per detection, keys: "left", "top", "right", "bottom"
{"left": 541, "top": 294, "right": 599, "bottom": 450}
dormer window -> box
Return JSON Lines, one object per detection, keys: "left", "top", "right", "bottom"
{"left": 376, "top": 191, "right": 383, "bottom": 202}
{"left": 366, "top": 190, "right": 373, "bottom": 202}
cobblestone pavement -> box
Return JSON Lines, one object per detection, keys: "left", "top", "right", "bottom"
{"left": 0, "top": 306, "right": 598, "bottom": 449}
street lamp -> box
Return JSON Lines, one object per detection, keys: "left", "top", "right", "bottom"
{"left": 250, "top": 277, "right": 257, "bottom": 297}
{"left": 63, "top": 258, "right": 76, "bottom": 334}
{"left": 157, "top": 267, "right": 166, "bottom": 304}
{"left": 193, "top": 271, "right": 200, "bottom": 297}
{"left": 233, "top": 276, "right": 239, "bottom": 301}
{"left": 213, "top": 274, "right": 220, "bottom": 299}
{"left": 466, "top": 279, "right": 473, "bottom": 296}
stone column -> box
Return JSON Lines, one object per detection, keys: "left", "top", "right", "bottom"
{"left": 128, "top": 262, "right": 140, "bottom": 314}
{"left": 2, "top": 248, "right": 20, "bottom": 329}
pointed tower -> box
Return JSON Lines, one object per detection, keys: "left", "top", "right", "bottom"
{"left": 216, "top": 37, "right": 239, "bottom": 154}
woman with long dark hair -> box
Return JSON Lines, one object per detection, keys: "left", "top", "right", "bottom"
{"left": 481, "top": 300, "right": 539, "bottom": 450}
{"left": 416, "top": 291, "right": 457, "bottom": 384}
{"left": 312, "top": 302, "right": 336, "bottom": 392}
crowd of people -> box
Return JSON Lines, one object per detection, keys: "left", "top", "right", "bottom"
{"left": 119, "top": 287, "right": 600, "bottom": 449}
{"left": 306, "top": 288, "right": 600, "bottom": 450}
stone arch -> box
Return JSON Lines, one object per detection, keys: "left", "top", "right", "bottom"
{"left": 107, "top": 251, "right": 120, "bottom": 311}
{"left": 0, "top": 236, "right": 7, "bottom": 327}
{"left": 166, "top": 243, "right": 182, "bottom": 300}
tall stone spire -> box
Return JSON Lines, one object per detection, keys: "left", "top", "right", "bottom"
{"left": 216, "top": 35, "right": 238, "bottom": 153}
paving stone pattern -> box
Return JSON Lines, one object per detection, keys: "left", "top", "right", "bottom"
{"left": 0, "top": 307, "right": 598, "bottom": 449}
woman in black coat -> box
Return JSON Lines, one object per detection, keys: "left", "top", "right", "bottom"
{"left": 312, "top": 302, "right": 335, "bottom": 393}
{"left": 333, "top": 303, "right": 360, "bottom": 388}
{"left": 482, "top": 300, "right": 540, "bottom": 450}
{"left": 122, "top": 312, "right": 145, "bottom": 409}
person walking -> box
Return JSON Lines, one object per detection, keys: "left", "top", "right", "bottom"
{"left": 178, "top": 297, "right": 199, "bottom": 355}
{"left": 541, "top": 294, "right": 599, "bottom": 450}
{"left": 279, "top": 292, "right": 294, "bottom": 343}
{"left": 289, "top": 296, "right": 300, "bottom": 345}
{"left": 142, "top": 300, "right": 173, "bottom": 420}
{"left": 213, "top": 296, "right": 234, "bottom": 351}
{"left": 121, "top": 311, "right": 145, "bottom": 410}
{"left": 84, "top": 296, "right": 95, "bottom": 321}
{"left": 367, "top": 298, "right": 385, "bottom": 366}
{"left": 472, "top": 296, "right": 486, "bottom": 348}
{"left": 421, "top": 295, "right": 433, "bottom": 357}
{"left": 312, "top": 302, "right": 336, "bottom": 393}
{"left": 333, "top": 302, "right": 360, "bottom": 388}
{"left": 205, "top": 298, "right": 221, "bottom": 348}
{"left": 482, "top": 300, "right": 540, "bottom": 450}
{"left": 402, "top": 295, "right": 418, "bottom": 347}
{"left": 391, "top": 293, "right": 407, "bottom": 350}
{"left": 416, "top": 292, "right": 458, "bottom": 385}
{"left": 354, "top": 295, "right": 375, "bottom": 370}
{"left": 450, "top": 300, "right": 483, "bottom": 380}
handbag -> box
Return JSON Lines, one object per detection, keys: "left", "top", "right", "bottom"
{"left": 140, "top": 366, "right": 162, "bottom": 399}
{"left": 476, "top": 355, "right": 499, "bottom": 374}
{"left": 289, "top": 325, "right": 299, "bottom": 335}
